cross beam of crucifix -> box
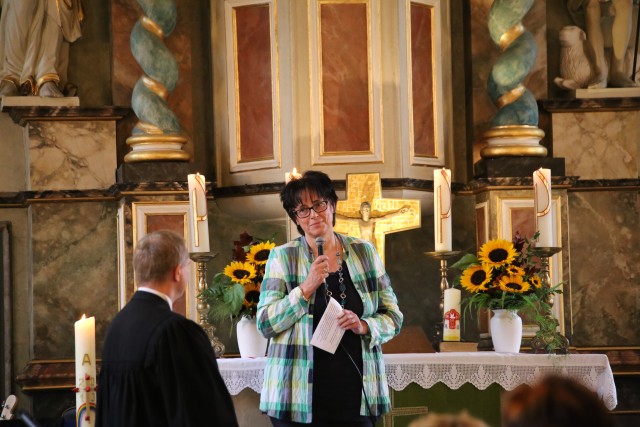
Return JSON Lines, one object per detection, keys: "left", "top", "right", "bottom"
{"left": 334, "top": 173, "right": 420, "bottom": 265}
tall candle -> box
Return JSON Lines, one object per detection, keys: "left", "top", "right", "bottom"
{"left": 187, "top": 173, "right": 210, "bottom": 253}
{"left": 533, "top": 168, "right": 553, "bottom": 247}
{"left": 443, "top": 288, "right": 461, "bottom": 341}
{"left": 434, "top": 168, "right": 452, "bottom": 251}
{"left": 75, "top": 315, "right": 96, "bottom": 427}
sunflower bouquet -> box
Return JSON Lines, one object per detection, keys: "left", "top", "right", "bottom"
{"left": 201, "top": 232, "right": 276, "bottom": 324}
{"left": 451, "top": 232, "right": 559, "bottom": 315}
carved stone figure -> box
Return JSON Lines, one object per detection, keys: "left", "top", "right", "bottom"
{"left": 555, "top": 26, "right": 594, "bottom": 89}
{"left": 567, "top": 0, "right": 638, "bottom": 88}
{"left": 0, "top": 0, "right": 84, "bottom": 97}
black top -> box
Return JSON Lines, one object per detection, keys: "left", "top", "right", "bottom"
{"left": 97, "top": 291, "right": 238, "bottom": 427}
{"left": 312, "top": 262, "right": 369, "bottom": 422}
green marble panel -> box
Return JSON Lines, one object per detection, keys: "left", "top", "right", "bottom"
{"left": 31, "top": 201, "right": 119, "bottom": 359}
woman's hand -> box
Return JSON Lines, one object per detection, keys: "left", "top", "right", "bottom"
{"left": 338, "top": 310, "right": 368, "bottom": 335}
{"left": 299, "top": 255, "right": 330, "bottom": 300}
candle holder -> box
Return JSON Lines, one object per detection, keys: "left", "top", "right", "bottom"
{"left": 424, "top": 250, "right": 461, "bottom": 351}
{"left": 529, "top": 246, "right": 570, "bottom": 354}
{"left": 190, "top": 252, "right": 226, "bottom": 357}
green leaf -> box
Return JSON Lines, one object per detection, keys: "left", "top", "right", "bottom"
{"left": 450, "top": 253, "right": 479, "bottom": 271}
{"left": 223, "top": 282, "right": 245, "bottom": 315}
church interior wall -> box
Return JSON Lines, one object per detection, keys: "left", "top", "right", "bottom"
{"left": 0, "top": 0, "right": 637, "bottom": 424}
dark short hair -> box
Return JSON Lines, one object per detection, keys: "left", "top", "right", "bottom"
{"left": 280, "top": 170, "right": 338, "bottom": 236}
{"left": 502, "top": 375, "right": 613, "bottom": 427}
{"left": 133, "top": 231, "right": 189, "bottom": 285}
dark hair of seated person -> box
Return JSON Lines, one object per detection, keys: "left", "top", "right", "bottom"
{"left": 501, "top": 375, "right": 614, "bottom": 427}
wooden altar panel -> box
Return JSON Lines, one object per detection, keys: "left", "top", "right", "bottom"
{"left": 225, "top": 0, "right": 280, "bottom": 173}
{"left": 410, "top": 2, "right": 436, "bottom": 158}
{"left": 320, "top": 2, "right": 370, "bottom": 153}
{"left": 235, "top": 4, "right": 275, "bottom": 162}
{"left": 310, "top": 0, "right": 383, "bottom": 165}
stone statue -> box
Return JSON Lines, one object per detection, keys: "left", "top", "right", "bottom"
{"left": 566, "top": 0, "right": 638, "bottom": 88}
{"left": 555, "top": 26, "right": 595, "bottom": 89}
{"left": 336, "top": 201, "right": 411, "bottom": 250}
{"left": 0, "top": 0, "right": 84, "bottom": 98}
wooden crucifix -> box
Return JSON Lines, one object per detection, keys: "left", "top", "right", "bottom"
{"left": 334, "top": 173, "right": 420, "bottom": 264}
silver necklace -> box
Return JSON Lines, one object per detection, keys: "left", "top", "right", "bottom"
{"left": 322, "top": 240, "right": 346, "bottom": 307}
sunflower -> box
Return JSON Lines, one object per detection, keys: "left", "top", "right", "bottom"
{"left": 223, "top": 261, "right": 257, "bottom": 284}
{"left": 497, "top": 275, "right": 531, "bottom": 294}
{"left": 529, "top": 275, "right": 542, "bottom": 289}
{"left": 246, "top": 241, "right": 275, "bottom": 265}
{"left": 460, "top": 264, "right": 493, "bottom": 293}
{"left": 243, "top": 281, "right": 261, "bottom": 310}
{"left": 478, "top": 239, "right": 517, "bottom": 268}
{"left": 505, "top": 265, "right": 525, "bottom": 276}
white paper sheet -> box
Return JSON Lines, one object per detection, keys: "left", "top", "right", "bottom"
{"left": 311, "top": 297, "right": 345, "bottom": 354}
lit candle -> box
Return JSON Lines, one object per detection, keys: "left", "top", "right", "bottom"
{"left": 533, "top": 168, "right": 553, "bottom": 247}
{"left": 75, "top": 315, "right": 96, "bottom": 427}
{"left": 443, "top": 288, "right": 461, "bottom": 341}
{"left": 434, "top": 168, "right": 452, "bottom": 251}
{"left": 285, "top": 167, "right": 301, "bottom": 184}
{"left": 187, "top": 173, "right": 210, "bottom": 253}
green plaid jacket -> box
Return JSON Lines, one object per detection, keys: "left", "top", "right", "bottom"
{"left": 257, "top": 233, "right": 403, "bottom": 423}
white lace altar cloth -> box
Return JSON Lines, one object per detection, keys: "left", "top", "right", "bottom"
{"left": 217, "top": 352, "right": 617, "bottom": 410}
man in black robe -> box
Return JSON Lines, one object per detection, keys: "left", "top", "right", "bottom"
{"left": 97, "top": 230, "right": 238, "bottom": 427}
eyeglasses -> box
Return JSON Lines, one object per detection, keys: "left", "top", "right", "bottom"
{"left": 292, "top": 200, "right": 329, "bottom": 218}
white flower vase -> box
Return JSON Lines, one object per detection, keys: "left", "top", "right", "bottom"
{"left": 490, "top": 309, "right": 522, "bottom": 353}
{"left": 236, "top": 316, "right": 268, "bottom": 358}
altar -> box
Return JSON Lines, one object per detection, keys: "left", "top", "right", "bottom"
{"left": 218, "top": 352, "right": 617, "bottom": 427}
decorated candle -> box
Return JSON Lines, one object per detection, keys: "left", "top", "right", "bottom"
{"left": 443, "top": 288, "right": 461, "bottom": 341}
{"left": 434, "top": 168, "right": 452, "bottom": 251}
{"left": 187, "top": 173, "right": 210, "bottom": 253}
{"left": 533, "top": 168, "right": 553, "bottom": 247}
{"left": 75, "top": 315, "right": 96, "bottom": 427}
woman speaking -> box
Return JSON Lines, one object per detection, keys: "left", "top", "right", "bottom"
{"left": 257, "top": 170, "right": 403, "bottom": 426}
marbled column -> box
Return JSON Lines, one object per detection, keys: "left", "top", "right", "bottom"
{"left": 125, "top": 0, "right": 189, "bottom": 162}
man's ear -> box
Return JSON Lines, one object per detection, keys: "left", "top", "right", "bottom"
{"left": 172, "top": 263, "right": 182, "bottom": 282}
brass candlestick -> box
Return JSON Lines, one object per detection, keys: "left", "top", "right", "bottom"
{"left": 190, "top": 252, "right": 225, "bottom": 357}
{"left": 530, "top": 246, "right": 569, "bottom": 354}
{"left": 425, "top": 250, "right": 461, "bottom": 351}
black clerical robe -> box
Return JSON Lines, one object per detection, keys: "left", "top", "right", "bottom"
{"left": 97, "top": 291, "right": 238, "bottom": 427}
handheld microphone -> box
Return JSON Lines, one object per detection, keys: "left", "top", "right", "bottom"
{"left": 315, "top": 237, "right": 325, "bottom": 256}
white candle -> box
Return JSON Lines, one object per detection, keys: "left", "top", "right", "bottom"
{"left": 443, "top": 288, "right": 461, "bottom": 341}
{"left": 285, "top": 168, "right": 301, "bottom": 241}
{"left": 187, "top": 173, "right": 210, "bottom": 253}
{"left": 533, "top": 168, "right": 553, "bottom": 247}
{"left": 285, "top": 167, "right": 301, "bottom": 184}
{"left": 75, "top": 315, "right": 96, "bottom": 427}
{"left": 434, "top": 168, "right": 452, "bottom": 251}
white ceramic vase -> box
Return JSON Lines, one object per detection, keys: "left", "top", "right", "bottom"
{"left": 236, "top": 316, "right": 268, "bottom": 358}
{"left": 490, "top": 309, "right": 522, "bottom": 353}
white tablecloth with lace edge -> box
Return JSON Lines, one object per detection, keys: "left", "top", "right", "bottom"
{"left": 217, "top": 352, "right": 617, "bottom": 410}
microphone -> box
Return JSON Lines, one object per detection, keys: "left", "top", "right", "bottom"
{"left": 315, "top": 237, "right": 325, "bottom": 256}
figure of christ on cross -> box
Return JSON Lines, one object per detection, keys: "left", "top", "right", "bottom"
{"left": 336, "top": 201, "right": 412, "bottom": 250}
{"left": 334, "top": 173, "right": 420, "bottom": 265}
